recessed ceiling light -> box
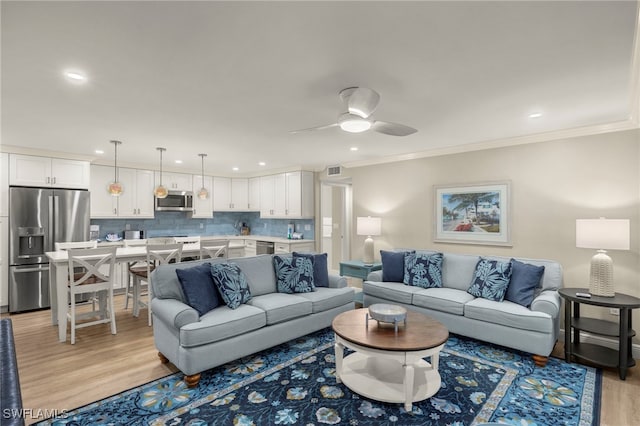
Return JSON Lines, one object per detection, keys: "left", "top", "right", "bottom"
{"left": 232, "top": 167, "right": 239, "bottom": 171}
{"left": 528, "top": 112, "right": 543, "bottom": 119}
{"left": 175, "top": 160, "right": 183, "bottom": 164}
{"left": 350, "top": 147, "right": 358, "bottom": 151}
{"left": 64, "top": 70, "right": 87, "bottom": 83}
{"left": 95, "top": 149, "right": 104, "bottom": 154}
{"left": 258, "top": 162, "right": 266, "bottom": 166}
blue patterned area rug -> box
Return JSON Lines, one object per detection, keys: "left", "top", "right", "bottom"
{"left": 38, "top": 328, "right": 601, "bottom": 425}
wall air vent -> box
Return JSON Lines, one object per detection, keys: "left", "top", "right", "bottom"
{"left": 327, "top": 165, "right": 342, "bottom": 176}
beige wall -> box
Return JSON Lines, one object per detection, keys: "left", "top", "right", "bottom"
{"left": 344, "top": 129, "right": 640, "bottom": 338}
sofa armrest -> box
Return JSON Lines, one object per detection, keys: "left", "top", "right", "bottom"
{"left": 530, "top": 290, "right": 561, "bottom": 318}
{"left": 367, "top": 270, "right": 383, "bottom": 282}
{"left": 151, "top": 298, "right": 199, "bottom": 329}
{"left": 328, "top": 274, "right": 348, "bottom": 288}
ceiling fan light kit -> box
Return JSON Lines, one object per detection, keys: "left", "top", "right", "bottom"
{"left": 291, "top": 86, "right": 417, "bottom": 137}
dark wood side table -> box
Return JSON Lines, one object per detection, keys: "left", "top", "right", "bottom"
{"left": 339, "top": 260, "right": 382, "bottom": 280}
{"left": 559, "top": 288, "right": 640, "bottom": 380}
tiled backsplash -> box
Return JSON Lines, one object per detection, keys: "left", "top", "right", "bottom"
{"left": 92, "top": 212, "right": 315, "bottom": 240}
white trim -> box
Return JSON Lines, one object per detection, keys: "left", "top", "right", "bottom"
{"left": 341, "top": 119, "right": 637, "bottom": 170}
{"left": 628, "top": 1, "right": 640, "bottom": 126}
{"left": 559, "top": 328, "right": 640, "bottom": 360}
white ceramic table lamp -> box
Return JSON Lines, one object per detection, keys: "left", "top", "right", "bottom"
{"left": 576, "top": 218, "right": 630, "bottom": 297}
{"left": 357, "top": 216, "right": 381, "bottom": 266}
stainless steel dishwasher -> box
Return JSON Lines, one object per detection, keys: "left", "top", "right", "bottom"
{"left": 256, "top": 240, "right": 275, "bottom": 255}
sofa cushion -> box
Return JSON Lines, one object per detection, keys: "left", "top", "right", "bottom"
{"left": 152, "top": 258, "right": 226, "bottom": 302}
{"left": 362, "top": 280, "right": 425, "bottom": 305}
{"left": 175, "top": 262, "right": 221, "bottom": 316}
{"left": 232, "top": 255, "right": 277, "bottom": 296}
{"left": 412, "top": 288, "right": 476, "bottom": 316}
{"left": 179, "top": 304, "right": 266, "bottom": 348}
{"left": 274, "top": 255, "right": 315, "bottom": 294}
{"left": 464, "top": 297, "right": 553, "bottom": 334}
{"left": 211, "top": 263, "right": 252, "bottom": 309}
{"left": 403, "top": 251, "right": 443, "bottom": 288}
{"left": 441, "top": 253, "right": 480, "bottom": 291}
{"left": 467, "top": 258, "right": 512, "bottom": 302}
{"left": 293, "top": 287, "right": 354, "bottom": 313}
{"left": 247, "top": 293, "right": 312, "bottom": 325}
{"left": 505, "top": 259, "right": 545, "bottom": 307}
{"left": 380, "top": 250, "right": 412, "bottom": 282}
{"left": 293, "top": 252, "right": 330, "bottom": 287}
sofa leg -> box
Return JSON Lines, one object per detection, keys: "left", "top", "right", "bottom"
{"left": 184, "top": 373, "right": 201, "bottom": 388}
{"left": 158, "top": 352, "right": 169, "bottom": 364}
{"left": 532, "top": 355, "right": 548, "bottom": 367}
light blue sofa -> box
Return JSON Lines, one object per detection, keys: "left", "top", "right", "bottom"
{"left": 151, "top": 254, "right": 354, "bottom": 386}
{"left": 363, "top": 251, "right": 563, "bottom": 366}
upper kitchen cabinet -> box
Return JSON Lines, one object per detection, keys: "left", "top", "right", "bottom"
{"left": 260, "top": 171, "right": 314, "bottom": 219}
{"left": 1, "top": 153, "right": 8, "bottom": 216}
{"left": 90, "top": 165, "right": 154, "bottom": 219}
{"left": 213, "top": 177, "right": 249, "bottom": 211}
{"left": 155, "top": 171, "right": 192, "bottom": 192}
{"left": 10, "top": 154, "right": 90, "bottom": 189}
{"left": 118, "top": 168, "right": 155, "bottom": 218}
{"left": 248, "top": 177, "right": 260, "bottom": 211}
{"left": 192, "top": 174, "right": 213, "bottom": 218}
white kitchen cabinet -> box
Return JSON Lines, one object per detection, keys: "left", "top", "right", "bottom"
{"left": 0, "top": 217, "right": 8, "bottom": 309}
{"left": 90, "top": 165, "right": 118, "bottom": 217}
{"left": 248, "top": 177, "right": 260, "bottom": 211}
{"left": 118, "top": 168, "right": 154, "bottom": 218}
{"left": 10, "top": 154, "right": 90, "bottom": 189}
{"left": 213, "top": 177, "right": 249, "bottom": 211}
{"left": 1, "top": 153, "right": 9, "bottom": 217}
{"left": 260, "top": 171, "right": 314, "bottom": 219}
{"left": 155, "top": 171, "right": 192, "bottom": 192}
{"left": 192, "top": 175, "right": 213, "bottom": 218}
{"left": 90, "top": 165, "right": 154, "bottom": 219}
{"left": 244, "top": 239, "right": 257, "bottom": 257}
{"left": 275, "top": 241, "right": 315, "bottom": 254}
{"left": 228, "top": 246, "right": 245, "bottom": 258}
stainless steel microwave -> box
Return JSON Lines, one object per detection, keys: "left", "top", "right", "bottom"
{"left": 155, "top": 191, "right": 194, "bottom": 212}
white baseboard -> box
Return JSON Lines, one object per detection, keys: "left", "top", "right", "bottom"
{"left": 559, "top": 328, "right": 640, "bottom": 360}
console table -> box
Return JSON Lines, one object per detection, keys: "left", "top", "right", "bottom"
{"left": 559, "top": 287, "right": 640, "bottom": 380}
{"left": 339, "top": 260, "right": 382, "bottom": 280}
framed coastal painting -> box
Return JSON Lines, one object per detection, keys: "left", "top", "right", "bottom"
{"left": 434, "top": 181, "right": 511, "bottom": 246}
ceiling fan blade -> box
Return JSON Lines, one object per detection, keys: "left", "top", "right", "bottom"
{"left": 289, "top": 123, "right": 338, "bottom": 134}
{"left": 347, "top": 87, "right": 380, "bottom": 118}
{"left": 371, "top": 120, "right": 418, "bottom": 136}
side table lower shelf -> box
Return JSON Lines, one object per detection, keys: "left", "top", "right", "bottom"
{"left": 569, "top": 342, "right": 636, "bottom": 369}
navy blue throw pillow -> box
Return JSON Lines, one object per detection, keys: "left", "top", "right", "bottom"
{"left": 175, "top": 262, "right": 221, "bottom": 316}
{"left": 380, "top": 250, "right": 412, "bottom": 282}
{"left": 292, "top": 252, "right": 329, "bottom": 287}
{"left": 273, "top": 255, "right": 315, "bottom": 294}
{"left": 403, "top": 251, "right": 444, "bottom": 288}
{"left": 505, "top": 259, "right": 545, "bottom": 307}
{"left": 467, "top": 258, "right": 513, "bottom": 302}
{"left": 210, "top": 263, "right": 252, "bottom": 309}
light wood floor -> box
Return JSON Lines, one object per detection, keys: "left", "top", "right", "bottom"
{"left": 2, "top": 295, "right": 639, "bottom": 425}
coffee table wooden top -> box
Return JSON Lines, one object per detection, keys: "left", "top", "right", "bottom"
{"left": 332, "top": 308, "right": 449, "bottom": 352}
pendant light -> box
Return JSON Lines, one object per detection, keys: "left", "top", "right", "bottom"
{"left": 197, "top": 153, "right": 209, "bottom": 199}
{"left": 107, "top": 140, "right": 123, "bottom": 196}
{"left": 154, "top": 147, "right": 168, "bottom": 199}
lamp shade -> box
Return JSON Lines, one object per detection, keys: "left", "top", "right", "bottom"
{"left": 576, "top": 218, "right": 630, "bottom": 250}
{"left": 357, "top": 216, "right": 381, "bottom": 236}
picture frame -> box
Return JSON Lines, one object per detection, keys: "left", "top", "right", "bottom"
{"left": 434, "top": 181, "right": 511, "bottom": 246}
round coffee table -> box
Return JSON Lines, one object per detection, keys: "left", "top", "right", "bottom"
{"left": 332, "top": 308, "right": 449, "bottom": 411}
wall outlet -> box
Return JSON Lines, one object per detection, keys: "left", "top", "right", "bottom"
{"left": 304, "top": 224, "right": 311, "bottom": 231}
{"left": 199, "top": 223, "right": 204, "bottom": 229}
{"left": 609, "top": 308, "right": 620, "bottom": 316}
{"left": 125, "top": 223, "right": 131, "bottom": 230}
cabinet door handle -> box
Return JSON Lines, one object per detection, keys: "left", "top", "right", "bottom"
{"left": 46, "top": 177, "right": 51, "bottom": 184}
{"left": 113, "top": 208, "right": 117, "bottom": 214}
{"left": 53, "top": 177, "right": 56, "bottom": 184}
{"left": 133, "top": 209, "right": 136, "bottom": 215}
{"left": 137, "top": 208, "right": 140, "bottom": 214}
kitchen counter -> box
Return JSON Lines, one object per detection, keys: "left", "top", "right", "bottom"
{"left": 202, "top": 235, "right": 314, "bottom": 245}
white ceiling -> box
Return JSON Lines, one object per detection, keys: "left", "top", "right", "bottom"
{"left": 2, "top": 1, "right": 639, "bottom": 176}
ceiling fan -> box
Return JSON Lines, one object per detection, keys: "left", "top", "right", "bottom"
{"left": 290, "top": 87, "right": 418, "bottom": 137}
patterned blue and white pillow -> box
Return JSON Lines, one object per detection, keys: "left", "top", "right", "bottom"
{"left": 210, "top": 263, "right": 252, "bottom": 309}
{"left": 273, "top": 255, "right": 315, "bottom": 294}
{"left": 467, "top": 258, "right": 513, "bottom": 302}
{"left": 403, "top": 252, "right": 444, "bottom": 288}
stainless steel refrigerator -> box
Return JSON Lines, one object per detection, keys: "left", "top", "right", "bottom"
{"left": 9, "top": 187, "right": 90, "bottom": 312}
